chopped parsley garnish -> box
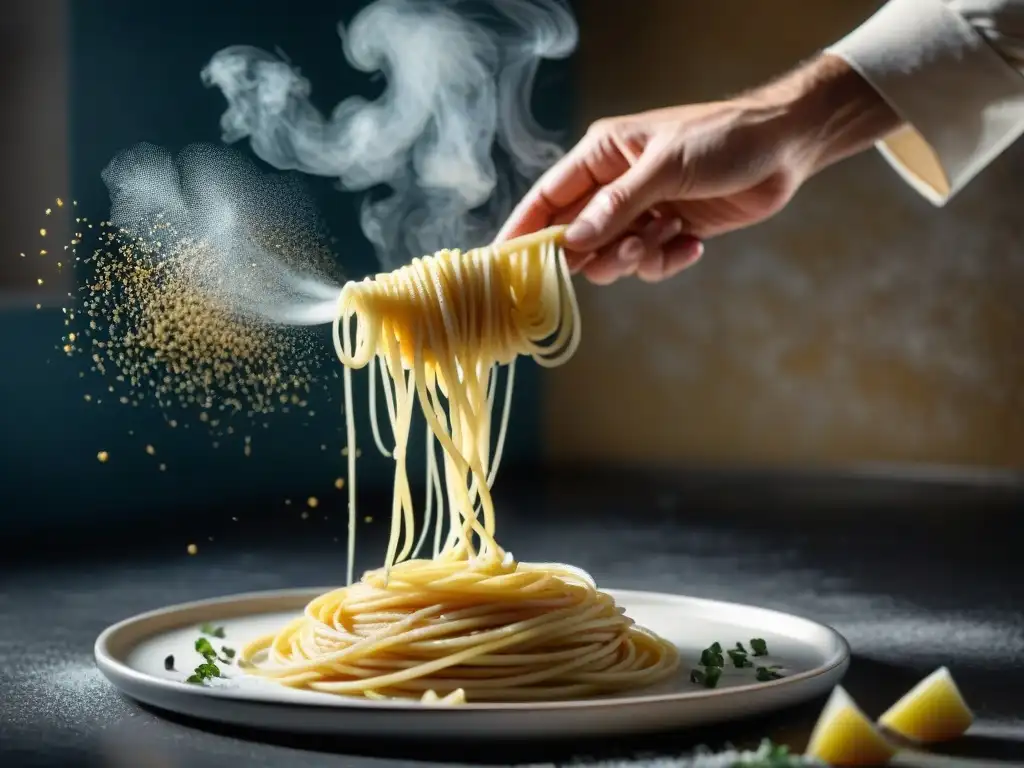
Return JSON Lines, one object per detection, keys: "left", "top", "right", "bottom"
{"left": 700, "top": 646, "right": 725, "bottom": 668}
{"left": 727, "top": 648, "right": 753, "bottom": 668}
{"left": 164, "top": 654, "right": 175, "bottom": 671}
{"left": 185, "top": 661, "right": 221, "bottom": 684}
{"left": 220, "top": 646, "right": 236, "bottom": 660}
{"left": 755, "top": 665, "right": 784, "bottom": 682}
{"left": 691, "top": 642, "right": 728, "bottom": 687}
{"left": 199, "top": 622, "right": 226, "bottom": 639}
{"left": 188, "top": 634, "right": 230, "bottom": 684}
{"left": 691, "top": 638, "right": 784, "bottom": 690}
{"left": 703, "top": 665, "right": 722, "bottom": 688}
{"left": 195, "top": 637, "right": 217, "bottom": 661}
{"left": 689, "top": 666, "right": 722, "bottom": 688}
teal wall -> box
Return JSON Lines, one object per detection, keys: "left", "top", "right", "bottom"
{"left": 0, "top": 0, "right": 572, "bottom": 532}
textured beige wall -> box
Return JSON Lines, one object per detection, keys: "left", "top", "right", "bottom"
{"left": 546, "top": 0, "right": 1024, "bottom": 470}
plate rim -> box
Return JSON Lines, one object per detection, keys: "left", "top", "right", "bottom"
{"left": 95, "top": 586, "right": 850, "bottom": 713}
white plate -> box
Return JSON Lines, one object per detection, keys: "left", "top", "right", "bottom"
{"left": 95, "top": 587, "right": 849, "bottom": 739}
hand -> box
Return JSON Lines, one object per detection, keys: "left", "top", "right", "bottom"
{"left": 498, "top": 101, "right": 802, "bottom": 284}
{"left": 497, "top": 55, "right": 899, "bottom": 285}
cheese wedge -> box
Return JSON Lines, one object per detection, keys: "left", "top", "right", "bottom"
{"left": 806, "top": 686, "right": 898, "bottom": 766}
{"left": 878, "top": 667, "right": 974, "bottom": 743}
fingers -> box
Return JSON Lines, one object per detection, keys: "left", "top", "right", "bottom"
{"left": 636, "top": 235, "right": 704, "bottom": 283}
{"left": 495, "top": 131, "right": 630, "bottom": 243}
{"left": 496, "top": 123, "right": 703, "bottom": 287}
{"left": 580, "top": 218, "right": 687, "bottom": 285}
{"left": 564, "top": 149, "right": 669, "bottom": 254}
{"left": 549, "top": 196, "right": 596, "bottom": 273}
{"left": 578, "top": 229, "right": 704, "bottom": 285}
{"left": 565, "top": 208, "right": 656, "bottom": 277}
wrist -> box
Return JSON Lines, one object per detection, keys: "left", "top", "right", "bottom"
{"left": 755, "top": 53, "right": 903, "bottom": 178}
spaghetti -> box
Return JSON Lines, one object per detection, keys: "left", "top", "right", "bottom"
{"left": 240, "top": 226, "right": 680, "bottom": 702}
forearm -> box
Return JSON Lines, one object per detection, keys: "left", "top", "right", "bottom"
{"left": 827, "top": 0, "right": 1024, "bottom": 205}
{"left": 749, "top": 54, "right": 903, "bottom": 178}
{"left": 736, "top": 0, "right": 1024, "bottom": 205}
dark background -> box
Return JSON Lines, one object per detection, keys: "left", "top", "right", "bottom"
{"left": 2, "top": 1, "right": 1024, "bottom": 767}
{"left": 0, "top": 0, "right": 569, "bottom": 535}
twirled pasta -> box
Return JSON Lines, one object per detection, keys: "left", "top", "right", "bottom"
{"left": 240, "top": 226, "right": 680, "bottom": 702}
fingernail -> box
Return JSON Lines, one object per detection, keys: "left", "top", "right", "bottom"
{"left": 565, "top": 218, "right": 596, "bottom": 245}
{"left": 618, "top": 236, "right": 644, "bottom": 263}
{"left": 662, "top": 218, "right": 684, "bottom": 240}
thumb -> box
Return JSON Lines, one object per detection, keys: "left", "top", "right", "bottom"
{"left": 563, "top": 152, "right": 668, "bottom": 252}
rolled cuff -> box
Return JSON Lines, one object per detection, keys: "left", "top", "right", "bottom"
{"left": 826, "top": 0, "right": 1024, "bottom": 205}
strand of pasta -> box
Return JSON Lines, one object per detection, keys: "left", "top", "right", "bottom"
{"left": 241, "top": 227, "right": 679, "bottom": 702}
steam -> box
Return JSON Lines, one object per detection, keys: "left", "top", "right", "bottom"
{"left": 201, "top": 0, "right": 577, "bottom": 271}
{"left": 100, "top": 0, "right": 576, "bottom": 328}
{"left": 103, "top": 142, "right": 343, "bottom": 325}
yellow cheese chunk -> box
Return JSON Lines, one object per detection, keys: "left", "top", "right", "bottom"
{"left": 878, "top": 667, "right": 974, "bottom": 743}
{"left": 806, "top": 686, "right": 898, "bottom": 766}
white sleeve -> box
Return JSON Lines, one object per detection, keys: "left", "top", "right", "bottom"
{"left": 826, "top": 0, "right": 1024, "bottom": 205}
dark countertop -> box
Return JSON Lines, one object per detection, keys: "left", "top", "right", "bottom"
{"left": 3, "top": 466, "right": 1024, "bottom": 767}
